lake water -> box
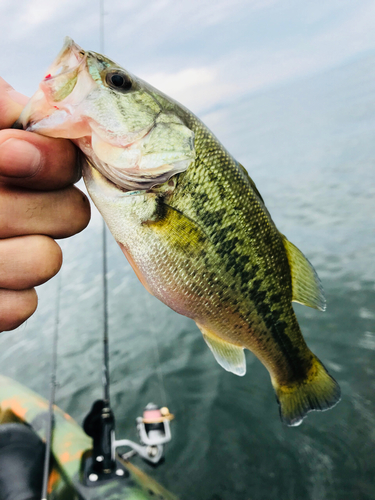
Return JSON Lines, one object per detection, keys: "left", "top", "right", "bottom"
{"left": 1, "top": 52, "right": 375, "bottom": 500}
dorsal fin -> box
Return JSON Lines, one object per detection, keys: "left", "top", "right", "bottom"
{"left": 197, "top": 324, "right": 246, "bottom": 376}
{"left": 281, "top": 235, "right": 326, "bottom": 311}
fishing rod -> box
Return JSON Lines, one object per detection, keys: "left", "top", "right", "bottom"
{"left": 41, "top": 274, "right": 61, "bottom": 500}
{"left": 84, "top": 0, "right": 117, "bottom": 476}
{"left": 82, "top": 3, "right": 124, "bottom": 464}
{"left": 81, "top": 0, "right": 174, "bottom": 483}
{"left": 100, "top": 0, "right": 110, "bottom": 411}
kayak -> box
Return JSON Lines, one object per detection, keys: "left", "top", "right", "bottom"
{"left": 0, "top": 375, "right": 178, "bottom": 500}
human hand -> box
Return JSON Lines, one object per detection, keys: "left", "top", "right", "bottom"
{"left": 0, "top": 77, "right": 91, "bottom": 331}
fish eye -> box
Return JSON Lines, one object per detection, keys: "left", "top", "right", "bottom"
{"left": 106, "top": 71, "right": 132, "bottom": 92}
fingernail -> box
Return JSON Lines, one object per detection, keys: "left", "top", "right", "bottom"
{"left": 0, "top": 139, "right": 41, "bottom": 177}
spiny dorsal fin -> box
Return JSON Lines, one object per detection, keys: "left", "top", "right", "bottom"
{"left": 281, "top": 235, "right": 326, "bottom": 311}
{"left": 197, "top": 323, "right": 246, "bottom": 376}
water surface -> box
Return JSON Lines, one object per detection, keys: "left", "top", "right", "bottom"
{"left": 1, "top": 53, "right": 374, "bottom": 500}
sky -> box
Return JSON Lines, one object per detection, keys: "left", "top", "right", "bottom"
{"left": 2, "top": 0, "right": 375, "bottom": 116}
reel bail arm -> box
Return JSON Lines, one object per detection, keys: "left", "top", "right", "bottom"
{"left": 114, "top": 403, "right": 174, "bottom": 466}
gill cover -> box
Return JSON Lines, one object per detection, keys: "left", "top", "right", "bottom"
{"left": 16, "top": 37, "right": 195, "bottom": 190}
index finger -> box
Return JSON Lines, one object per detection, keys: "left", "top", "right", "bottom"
{"left": 0, "top": 77, "right": 28, "bottom": 129}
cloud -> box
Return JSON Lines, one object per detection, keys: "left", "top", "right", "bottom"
{"left": 2, "top": 0, "right": 375, "bottom": 112}
{"left": 145, "top": 66, "right": 237, "bottom": 113}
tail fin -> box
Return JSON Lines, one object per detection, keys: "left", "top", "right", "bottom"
{"left": 273, "top": 356, "right": 341, "bottom": 427}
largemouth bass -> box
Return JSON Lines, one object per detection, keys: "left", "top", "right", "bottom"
{"left": 17, "top": 38, "right": 340, "bottom": 426}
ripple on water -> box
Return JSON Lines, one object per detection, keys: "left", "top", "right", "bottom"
{"left": 2, "top": 55, "right": 375, "bottom": 500}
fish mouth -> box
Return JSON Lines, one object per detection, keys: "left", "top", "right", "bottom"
{"left": 15, "top": 37, "right": 95, "bottom": 138}
{"left": 42, "top": 36, "right": 86, "bottom": 83}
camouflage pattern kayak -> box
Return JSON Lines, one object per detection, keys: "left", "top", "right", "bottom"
{"left": 0, "top": 375, "right": 177, "bottom": 500}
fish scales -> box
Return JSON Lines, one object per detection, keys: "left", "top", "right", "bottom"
{"left": 17, "top": 38, "right": 340, "bottom": 426}
{"left": 162, "top": 113, "right": 311, "bottom": 380}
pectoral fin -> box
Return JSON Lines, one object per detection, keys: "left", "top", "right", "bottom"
{"left": 145, "top": 201, "right": 207, "bottom": 253}
{"left": 281, "top": 235, "right": 326, "bottom": 311}
{"left": 197, "top": 324, "right": 246, "bottom": 376}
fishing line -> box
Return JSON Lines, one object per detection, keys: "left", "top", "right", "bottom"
{"left": 99, "top": 0, "right": 105, "bottom": 54}
{"left": 102, "top": 220, "right": 111, "bottom": 406}
{"left": 41, "top": 272, "right": 61, "bottom": 500}
{"left": 98, "top": 0, "right": 111, "bottom": 407}
{"left": 150, "top": 310, "right": 168, "bottom": 407}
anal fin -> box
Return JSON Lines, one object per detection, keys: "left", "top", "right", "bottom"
{"left": 197, "top": 324, "right": 246, "bottom": 376}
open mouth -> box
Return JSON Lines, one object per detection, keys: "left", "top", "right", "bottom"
{"left": 43, "top": 37, "right": 86, "bottom": 82}
{"left": 14, "top": 38, "right": 96, "bottom": 137}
